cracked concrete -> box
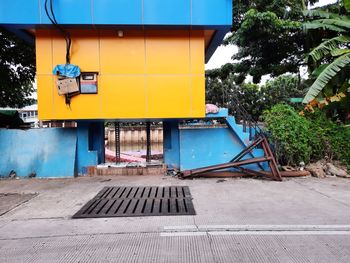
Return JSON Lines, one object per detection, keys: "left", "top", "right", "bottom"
{"left": 0, "top": 175, "right": 349, "bottom": 262}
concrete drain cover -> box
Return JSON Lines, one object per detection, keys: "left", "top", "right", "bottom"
{"left": 73, "top": 186, "right": 195, "bottom": 218}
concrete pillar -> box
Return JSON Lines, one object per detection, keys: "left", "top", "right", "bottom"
{"left": 76, "top": 121, "right": 105, "bottom": 175}
{"left": 163, "top": 121, "right": 180, "bottom": 170}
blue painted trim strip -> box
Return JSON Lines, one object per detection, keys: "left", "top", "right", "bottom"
{"left": 0, "top": 0, "right": 232, "bottom": 27}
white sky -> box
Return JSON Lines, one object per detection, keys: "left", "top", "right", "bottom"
{"left": 205, "top": 0, "right": 338, "bottom": 71}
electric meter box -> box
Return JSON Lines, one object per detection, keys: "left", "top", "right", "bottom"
{"left": 80, "top": 72, "right": 98, "bottom": 94}
{"left": 56, "top": 77, "right": 79, "bottom": 95}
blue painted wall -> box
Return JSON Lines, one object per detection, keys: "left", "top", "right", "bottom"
{"left": 163, "top": 121, "right": 180, "bottom": 169}
{"left": 0, "top": 122, "right": 104, "bottom": 178}
{"left": 0, "top": 128, "right": 76, "bottom": 178}
{"left": 76, "top": 122, "right": 105, "bottom": 175}
{"left": 162, "top": 111, "right": 268, "bottom": 172}
{"left": 179, "top": 127, "right": 262, "bottom": 171}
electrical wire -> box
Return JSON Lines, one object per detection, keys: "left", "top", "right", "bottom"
{"left": 44, "top": 0, "right": 71, "bottom": 64}
{"left": 44, "top": 0, "right": 74, "bottom": 106}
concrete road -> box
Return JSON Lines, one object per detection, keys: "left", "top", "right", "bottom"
{"left": 0, "top": 175, "right": 349, "bottom": 262}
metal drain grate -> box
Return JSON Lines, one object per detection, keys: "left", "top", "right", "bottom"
{"left": 73, "top": 186, "right": 195, "bottom": 218}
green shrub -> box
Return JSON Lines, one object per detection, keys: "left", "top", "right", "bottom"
{"left": 263, "top": 104, "right": 314, "bottom": 165}
{"left": 329, "top": 125, "right": 350, "bottom": 168}
{"left": 306, "top": 109, "right": 350, "bottom": 167}
{"left": 263, "top": 104, "right": 350, "bottom": 168}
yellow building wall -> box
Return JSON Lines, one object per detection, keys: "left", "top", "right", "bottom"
{"left": 35, "top": 29, "right": 205, "bottom": 120}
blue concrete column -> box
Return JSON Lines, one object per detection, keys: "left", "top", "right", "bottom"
{"left": 76, "top": 121, "right": 105, "bottom": 175}
{"left": 163, "top": 121, "right": 180, "bottom": 170}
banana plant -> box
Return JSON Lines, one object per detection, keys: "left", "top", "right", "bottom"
{"left": 303, "top": 0, "right": 350, "bottom": 103}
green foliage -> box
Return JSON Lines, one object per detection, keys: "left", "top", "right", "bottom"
{"left": 263, "top": 104, "right": 350, "bottom": 167}
{"left": 303, "top": 21, "right": 347, "bottom": 32}
{"left": 303, "top": 1, "right": 350, "bottom": 103}
{"left": 303, "top": 10, "right": 342, "bottom": 19}
{"left": 306, "top": 109, "right": 350, "bottom": 166}
{"left": 205, "top": 73, "right": 303, "bottom": 120}
{"left": 304, "top": 52, "right": 350, "bottom": 103}
{"left": 345, "top": 0, "right": 350, "bottom": 12}
{"left": 226, "top": 7, "right": 304, "bottom": 83}
{"left": 0, "top": 28, "right": 36, "bottom": 108}
{"left": 221, "top": 0, "right": 324, "bottom": 84}
{"left": 260, "top": 75, "right": 303, "bottom": 107}
{"left": 263, "top": 104, "right": 313, "bottom": 165}
{"left": 307, "top": 35, "right": 350, "bottom": 62}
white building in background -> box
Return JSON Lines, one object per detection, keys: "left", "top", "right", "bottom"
{"left": 0, "top": 104, "right": 39, "bottom": 128}
{"left": 18, "top": 104, "right": 39, "bottom": 127}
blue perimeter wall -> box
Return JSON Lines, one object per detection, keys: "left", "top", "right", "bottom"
{"left": 0, "top": 128, "right": 77, "bottom": 177}
{"left": 0, "top": 123, "right": 104, "bottom": 178}
{"left": 163, "top": 119, "right": 266, "bottom": 172}
{"left": 179, "top": 127, "right": 262, "bottom": 171}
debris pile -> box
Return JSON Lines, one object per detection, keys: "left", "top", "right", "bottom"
{"left": 306, "top": 161, "right": 349, "bottom": 178}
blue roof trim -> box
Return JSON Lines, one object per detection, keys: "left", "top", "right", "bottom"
{"left": 2, "top": 26, "right": 35, "bottom": 45}
{"left": 0, "top": 0, "right": 232, "bottom": 27}
{"left": 205, "top": 29, "right": 228, "bottom": 63}
{"left": 0, "top": 0, "right": 232, "bottom": 60}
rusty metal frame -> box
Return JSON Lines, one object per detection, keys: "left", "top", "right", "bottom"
{"left": 179, "top": 136, "right": 282, "bottom": 181}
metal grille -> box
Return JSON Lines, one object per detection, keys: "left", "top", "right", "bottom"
{"left": 73, "top": 186, "right": 195, "bottom": 218}
{"left": 114, "top": 122, "right": 120, "bottom": 163}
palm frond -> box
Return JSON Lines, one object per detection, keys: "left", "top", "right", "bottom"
{"left": 330, "top": 48, "right": 350, "bottom": 57}
{"left": 311, "top": 64, "right": 329, "bottom": 78}
{"left": 303, "top": 10, "right": 341, "bottom": 19}
{"left": 307, "top": 35, "right": 350, "bottom": 62}
{"left": 316, "top": 18, "right": 350, "bottom": 30}
{"left": 303, "top": 52, "right": 350, "bottom": 103}
{"left": 303, "top": 22, "right": 346, "bottom": 33}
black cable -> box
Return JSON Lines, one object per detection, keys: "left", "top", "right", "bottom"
{"left": 51, "top": 0, "right": 71, "bottom": 64}
{"left": 44, "top": 0, "right": 71, "bottom": 64}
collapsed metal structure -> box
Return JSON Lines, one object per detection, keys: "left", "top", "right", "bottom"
{"left": 179, "top": 136, "right": 282, "bottom": 181}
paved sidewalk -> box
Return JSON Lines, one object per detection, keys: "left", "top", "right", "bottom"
{"left": 0, "top": 176, "right": 349, "bottom": 262}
